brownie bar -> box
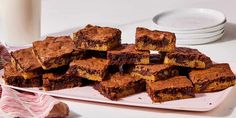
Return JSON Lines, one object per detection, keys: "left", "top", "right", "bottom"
{"left": 43, "top": 71, "right": 86, "bottom": 91}
{"left": 3, "top": 63, "right": 42, "bottom": 87}
{"left": 131, "top": 64, "right": 179, "bottom": 81}
{"left": 73, "top": 24, "right": 121, "bottom": 51}
{"left": 93, "top": 73, "right": 146, "bottom": 100}
{"left": 33, "top": 36, "right": 83, "bottom": 70}
{"left": 107, "top": 44, "right": 150, "bottom": 65}
{"left": 135, "top": 27, "right": 176, "bottom": 52}
{"left": 189, "top": 63, "right": 236, "bottom": 92}
{"left": 146, "top": 76, "right": 194, "bottom": 102}
{"left": 164, "top": 47, "right": 213, "bottom": 69}
{"left": 11, "top": 47, "right": 44, "bottom": 79}
{"left": 68, "top": 57, "right": 109, "bottom": 81}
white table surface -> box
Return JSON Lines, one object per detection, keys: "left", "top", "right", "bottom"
{"left": 1, "top": 0, "right": 236, "bottom": 117}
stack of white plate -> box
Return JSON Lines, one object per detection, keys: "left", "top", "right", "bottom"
{"left": 152, "top": 8, "right": 226, "bottom": 45}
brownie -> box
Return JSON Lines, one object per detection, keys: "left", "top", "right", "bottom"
{"left": 33, "top": 36, "right": 83, "bottom": 70}
{"left": 131, "top": 64, "right": 179, "bottom": 81}
{"left": 146, "top": 76, "right": 194, "bottom": 102}
{"left": 93, "top": 73, "right": 146, "bottom": 100}
{"left": 43, "top": 71, "right": 87, "bottom": 91}
{"left": 68, "top": 57, "right": 109, "bottom": 81}
{"left": 189, "top": 63, "right": 236, "bottom": 92}
{"left": 107, "top": 44, "right": 150, "bottom": 65}
{"left": 73, "top": 24, "right": 121, "bottom": 51}
{"left": 135, "top": 27, "right": 176, "bottom": 52}
{"left": 11, "top": 47, "right": 44, "bottom": 79}
{"left": 3, "top": 63, "right": 42, "bottom": 87}
{"left": 164, "top": 47, "right": 213, "bottom": 69}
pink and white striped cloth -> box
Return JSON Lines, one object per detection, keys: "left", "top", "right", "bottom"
{"left": 0, "top": 86, "right": 67, "bottom": 118}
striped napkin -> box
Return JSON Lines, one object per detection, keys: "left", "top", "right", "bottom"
{"left": 0, "top": 86, "right": 69, "bottom": 118}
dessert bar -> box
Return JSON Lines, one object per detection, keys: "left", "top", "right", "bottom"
{"left": 189, "top": 63, "right": 236, "bottom": 92}
{"left": 43, "top": 71, "right": 86, "bottom": 91}
{"left": 33, "top": 36, "right": 82, "bottom": 70}
{"left": 164, "top": 47, "right": 212, "bottom": 68}
{"left": 11, "top": 47, "right": 44, "bottom": 79}
{"left": 146, "top": 76, "right": 194, "bottom": 102}
{"left": 107, "top": 44, "right": 150, "bottom": 65}
{"left": 135, "top": 27, "right": 176, "bottom": 52}
{"left": 3, "top": 63, "right": 42, "bottom": 87}
{"left": 93, "top": 73, "right": 146, "bottom": 100}
{"left": 68, "top": 57, "right": 109, "bottom": 81}
{"left": 73, "top": 24, "right": 121, "bottom": 51}
{"left": 131, "top": 64, "right": 179, "bottom": 81}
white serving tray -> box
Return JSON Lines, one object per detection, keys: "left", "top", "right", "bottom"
{"left": 0, "top": 63, "right": 235, "bottom": 112}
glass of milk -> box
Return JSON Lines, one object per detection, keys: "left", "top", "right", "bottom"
{"left": 0, "top": 0, "right": 41, "bottom": 47}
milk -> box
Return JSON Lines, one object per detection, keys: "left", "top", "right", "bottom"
{"left": 0, "top": 0, "right": 41, "bottom": 46}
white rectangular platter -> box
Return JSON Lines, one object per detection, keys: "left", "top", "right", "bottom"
{"left": 0, "top": 62, "right": 235, "bottom": 111}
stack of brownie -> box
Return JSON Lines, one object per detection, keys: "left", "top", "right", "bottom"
{"left": 133, "top": 27, "right": 235, "bottom": 102}
{"left": 70, "top": 25, "right": 147, "bottom": 100}
{"left": 2, "top": 24, "right": 236, "bottom": 103}
{"left": 3, "top": 36, "right": 86, "bottom": 90}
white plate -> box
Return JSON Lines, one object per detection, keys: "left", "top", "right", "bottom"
{"left": 177, "top": 31, "right": 224, "bottom": 45}
{"left": 176, "top": 28, "right": 224, "bottom": 39}
{"left": 153, "top": 22, "right": 225, "bottom": 34}
{"left": 153, "top": 8, "right": 226, "bottom": 31}
{"left": 0, "top": 62, "right": 235, "bottom": 111}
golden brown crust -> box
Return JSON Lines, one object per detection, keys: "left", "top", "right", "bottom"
{"left": 146, "top": 76, "right": 193, "bottom": 90}
{"left": 75, "top": 24, "right": 121, "bottom": 42}
{"left": 33, "top": 36, "right": 75, "bottom": 61}
{"left": 189, "top": 63, "right": 235, "bottom": 84}
{"left": 74, "top": 24, "right": 121, "bottom": 51}
{"left": 108, "top": 44, "right": 149, "bottom": 55}
{"left": 99, "top": 73, "right": 143, "bottom": 88}
{"left": 93, "top": 73, "right": 146, "bottom": 100}
{"left": 33, "top": 36, "right": 79, "bottom": 69}
{"left": 68, "top": 57, "right": 109, "bottom": 81}
{"left": 131, "top": 64, "right": 179, "bottom": 81}
{"left": 146, "top": 76, "right": 194, "bottom": 102}
{"left": 70, "top": 57, "right": 109, "bottom": 71}
{"left": 164, "top": 47, "right": 212, "bottom": 68}
{"left": 3, "top": 63, "right": 42, "bottom": 87}
{"left": 43, "top": 74, "right": 84, "bottom": 91}
{"left": 135, "top": 27, "right": 176, "bottom": 52}
{"left": 133, "top": 64, "right": 174, "bottom": 74}
{"left": 11, "top": 47, "right": 42, "bottom": 72}
{"left": 189, "top": 63, "right": 236, "bottom": 92}
{"left": 136, "top": 27, "right": 175, "bottom": 42}
{"left": 43, "top": 73, "right": 65, "bottom": 80}
{"left": 107, "top": 44, "right": 150, "bottom": 65}
{"left": 4, "top": 63, "right": 21, "bottom": 78}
